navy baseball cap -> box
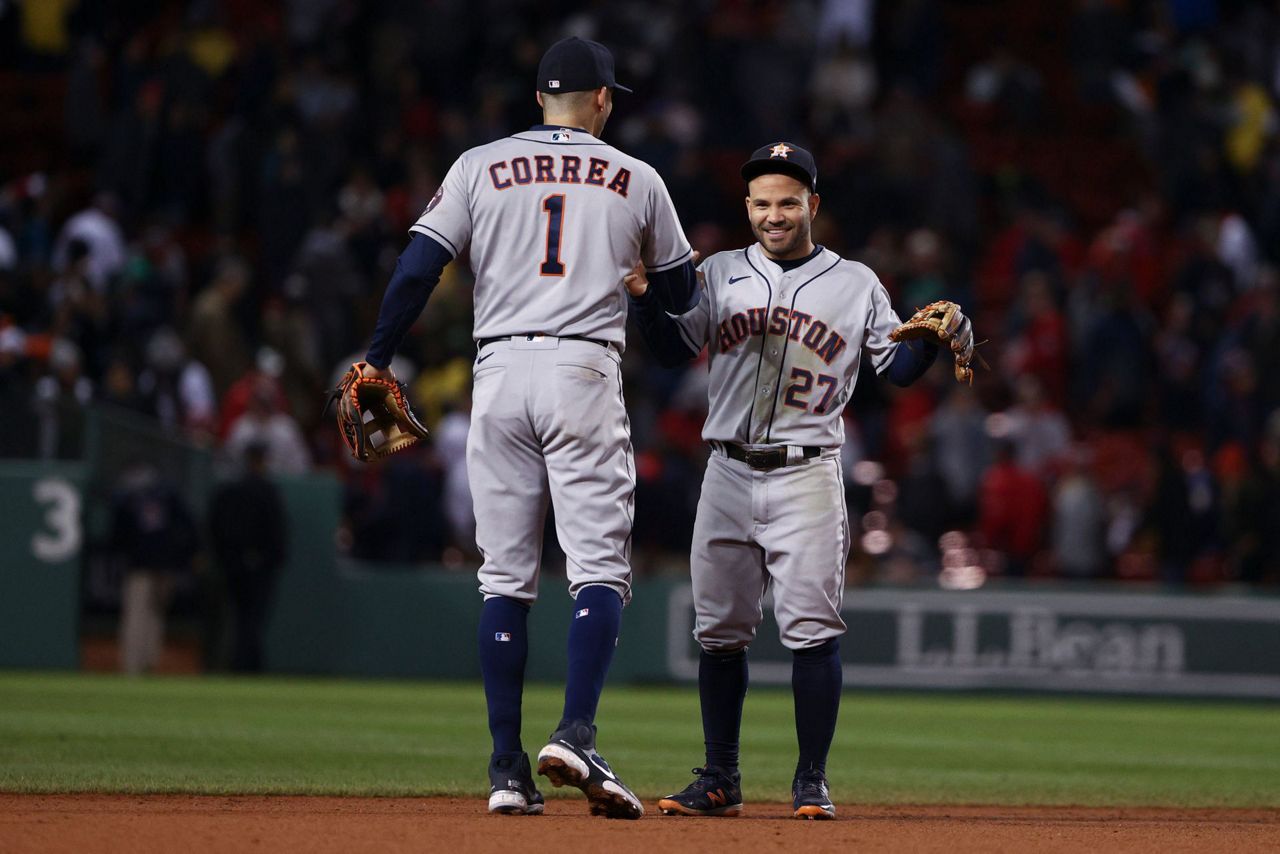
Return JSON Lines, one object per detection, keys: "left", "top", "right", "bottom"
{"left": 741, "top": 142, "right": 817, "bottom": 192}
{"left": 537, "top": 37, "right": 632, "bottom": 94}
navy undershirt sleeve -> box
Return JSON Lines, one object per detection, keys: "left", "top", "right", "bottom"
{"left": 646, "top": 258, "right": 699, "bottom": 315}
{"left": 365, "top": 235, "right": 453, "bottom": 369}
{"left": 628, "top": 286, "right": 701, "bottom": 368}
{"left": 884, "top": 339, "right": 939, "bottom": 387}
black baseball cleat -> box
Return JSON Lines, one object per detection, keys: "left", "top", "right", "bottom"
{"left": 791, "top": 766, "right": 836, "bottom": 820}
{"left": 535, "top": 720, "right": 644, "bottom": 819}
{"left": 657, "top": 767, "right": 743, "bottom": 817}
{"left": 487, "top": 751, "right": 545, "bottom": 815}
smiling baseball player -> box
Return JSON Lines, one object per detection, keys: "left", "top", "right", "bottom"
{"left": 359, "top": 37, "right": 697, "bottom": 819}
{"left": 626, "top": 142, "right": 975, "bottom": 819}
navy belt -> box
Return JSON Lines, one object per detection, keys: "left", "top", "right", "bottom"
{"left": 477, "top": 334, "right": 610, "bottom": 350}
{"left": 722, "top": 443, "right": 821, "bottom": 471}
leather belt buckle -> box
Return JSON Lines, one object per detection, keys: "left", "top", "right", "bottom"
{"left": 745, "top": 448, "right": 784, "bottom": 470}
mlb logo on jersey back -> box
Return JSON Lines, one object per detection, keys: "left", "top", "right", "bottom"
{"left": 495, "top": 632, "right": 512, "bottom": 642}
{"left": 575, "top": 608, "right": 590, "bottom": 619}
{"left": 552, "top": 130, "right": 572, "bottom": 142}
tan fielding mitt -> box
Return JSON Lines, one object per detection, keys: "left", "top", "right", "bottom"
{"left": 889, "top": 300, "right": 986, "bottom": 384}
{"left": 328, "top": 362, "right": 429, "bottom": 461}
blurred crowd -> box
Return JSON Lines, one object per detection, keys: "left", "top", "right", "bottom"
{"left": 1, "top": 0, "right": 1278, "bottom": 586}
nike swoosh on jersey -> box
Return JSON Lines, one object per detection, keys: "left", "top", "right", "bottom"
{"left": 727, "top": 275, "right": 750, "bottom": 284}
{"left": 477, "top": 352, "right": 495, "bottom": 364}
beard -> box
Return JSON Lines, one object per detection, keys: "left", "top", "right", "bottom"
{"left": 754, "top": 218, "right": 811, "bottom": 259}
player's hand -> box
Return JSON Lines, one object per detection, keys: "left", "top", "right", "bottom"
{"left": 625, "top": 252, "right": 700, "bottom": 298}
{"left": 360, "top": 362, "right": 395, "bottom": 382}
{"left": 624, "top": 262, "right": 649, "bottom": 297}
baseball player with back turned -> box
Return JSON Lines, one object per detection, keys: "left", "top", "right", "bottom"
{"left": 360, "top": 38, "right": 697, "bottom": 818}
{"left": 626, "top": 143, "right": 975, "bottom": 819}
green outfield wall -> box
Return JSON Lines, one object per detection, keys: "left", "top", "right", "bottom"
{"left": 3, "top": 463, "right": 1279, "bottom": 699}
{"left": 0, "top": 462, "right": 85, "bottom": 668}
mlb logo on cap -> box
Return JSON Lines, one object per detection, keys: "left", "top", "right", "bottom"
{"left": 575, "top": 608, "right": 590, "bottom": 619}
{"left": 537, "top": 37, "right": 632, "bottom": 94}
{"left": 495, "top": 632, "right": 512, "bottom": 642}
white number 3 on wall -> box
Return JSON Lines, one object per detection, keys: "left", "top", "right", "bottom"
{"left": 32, "top": 478, "right": 82, "bottom": 563}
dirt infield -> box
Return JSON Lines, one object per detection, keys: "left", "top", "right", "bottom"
{"left": 1, "top": 795, "right": 1276, "bottom": 853}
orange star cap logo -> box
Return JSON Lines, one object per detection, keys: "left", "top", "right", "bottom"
{"left": 769, "top": 143, "right": 793, "bottom": 159}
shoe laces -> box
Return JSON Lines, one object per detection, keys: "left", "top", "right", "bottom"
{"left": 794, "top": 769, "right": 828, "bottom": 798}
{"left": 691, "top": 766, "right": 735, "bottom": 786}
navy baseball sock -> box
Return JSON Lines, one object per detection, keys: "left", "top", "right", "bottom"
{"left": 699, "top": 647, "right": 748, "bottom": 774}
{"left": 557, "top": 585, "right": 622, "bottom": 730}
{"left": 792, "top": 638, "right": 842, "bottom": 775}
{"left": 478, "top": 596, "right": 530, "bottom": 755}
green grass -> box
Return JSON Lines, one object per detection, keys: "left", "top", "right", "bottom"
{"left": 1, "top": 672, "right": 1277, "bottom": 806}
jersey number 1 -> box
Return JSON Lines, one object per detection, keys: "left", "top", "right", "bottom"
{"left": 540, "top": 194, "right": 566, "bottom": 277}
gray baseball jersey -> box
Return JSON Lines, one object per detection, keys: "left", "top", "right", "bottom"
{"left": 672, "top": 243, "right": 904, "bottom": 650}
{"left": 673, "top": 243, "right": 901, "bottom": 446}
{"left": 414, "top": 126, "right": 691, "bottom": 605}
{"left": 410, "top": 126, "right": 693, "bottom": 348}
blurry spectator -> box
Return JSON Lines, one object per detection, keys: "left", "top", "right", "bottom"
{"left": 136, "top": 327, "right": 217, "bottom": 439}
{"left": 187, "top": 255, "right": 253, "bottom": 399}
{"left": 1216, "top": 211, "right": 1260, "bottom": 290}
{"left": 0, "top": 222, "right": 16, "bottom": 271}
{"left": 1144, "top": 444, "right": 1199, "bottom": 584}
{"left": 1153, "top": 293, "right": 1203, "bottom": 429}
{"left": 816, "top": 0, "right": 875, "bottom": 51}
{"left": 1205, "top": 348, "right": 1261, "bottom": 450}
{"left": 0, "top": 327, "right": 37, "bottom": 456}
{"left": 47, "top": 237, "right": 108, "bottom": 379}
{"left": 930, "top": 385, "right": 990, "bottom": 516}
{"left": 290, "top": 211, "right": 366, "bottom": 372}
{"left": 809, "top": 39, "right": 877, "bottom": 138}
{"left": 898, "top": 229, "right": 949, "bottom": 314}
{"left": 34, "top": 338, "right": 91, "bottom": 459}
{"left": 978, "top": 440, "right": 1047, "bottom": 576}
{"left": 1004, "top": 270, "right": 1068, "bottom": 407}
{"left": 1050, "top": 445, "right": 1107, "bottom": 578}
{"left": 1070, "top": 0, "right": 1128, "bottom": 103}
{"left": 258, "top": 127, "right": 312, "bottom": 291}
{"left": 964, "top": 47, "right": 1044, "bottom": 129}
{"left": 51, "top": 193, "right": 126, "bottom": 291}
{"left": 99, "top": 352, "right": 146, "bottom": 413}
{"left": 1240, "top": 270, "right": 1280, "bottom": 414}
{"left": 225, "top": 376, "right": 311, "bottom": 475}
{"left": 261, "top": 290, "right": 325, "bottom": 432}
{"left": 897, "top": 433, "right": 951, "bottom": 545}
{"left": 1001, "top": 375, "right": 1072, "bottom": 478}
{"left": 209, "top": 443, "right": 287, "bottom": 672}
{"left": 217, "top": 347, "right": 289, "bottom": 441}
{"left": 109, "top": 461, "right": 199, "bottom": 675}
{"left": 1078, "top": 283, "right": 1152, "bottom": 428}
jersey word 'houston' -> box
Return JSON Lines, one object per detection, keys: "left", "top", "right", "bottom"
{"left": 716, "top": 306, "right": 847, "bottom": 364}
{"left": 673, "top": 244, "right": 903, "bottom": 448}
